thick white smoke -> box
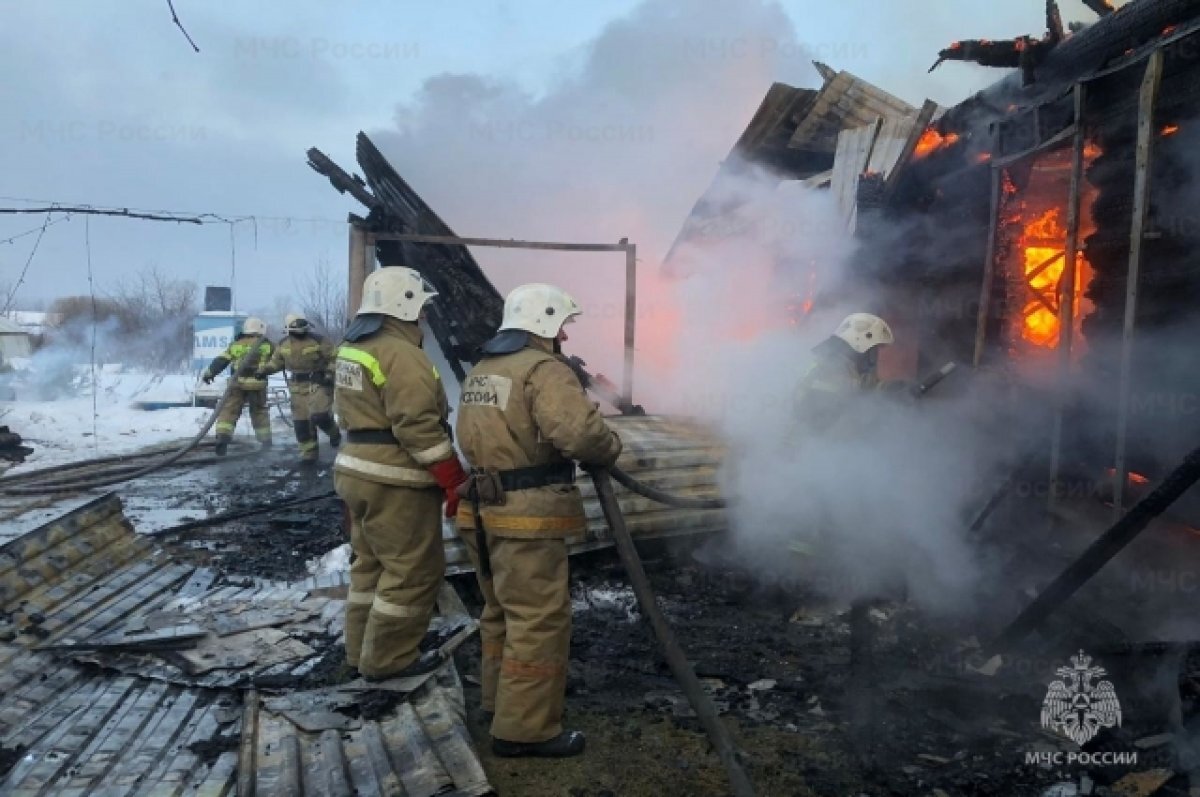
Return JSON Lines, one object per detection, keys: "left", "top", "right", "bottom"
{"left": 645, "top": 163, "right": 993, "bottom": 614}
{"left": 371, "top": 0, "right": 819, "bottom": 380}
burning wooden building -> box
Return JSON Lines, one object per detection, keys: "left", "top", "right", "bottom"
{"left": 874, "top": 0, "right": 1200, "bottom": 518}
{"left": 722, "top": 0, "right": 1200, "bottom": 523}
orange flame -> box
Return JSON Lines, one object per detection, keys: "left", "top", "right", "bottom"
{"left": 976, "top": 152, "right": 993, "bottom": 164}
{"left": 1163, "top": 24, "right": 1178, "bottom": 36}
{"left": 1013, "top": 141, "right": 1102, "bottom": 349}
{"left": 1104, "top": 468, "right": 1151, "bottom": 485}
{"left": 1020, "top": 208, "right": 1068, "bottom": 347}
{"left": 1162, "top": 124, "right": 1180, "bottom": 136}
{"left": 914, "top": 128, "right": 961, "bottom": 159}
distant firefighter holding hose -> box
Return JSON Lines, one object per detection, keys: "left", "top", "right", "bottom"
{"left": 793, "top": 312, "right": 894, "bottom": 431}
{"left": 455, "top": 283, "right": 622, "bottom": 758}
{"left": 333, "top": 267, "right": 468, "bottom": 680}
{"left": 200, "top": 316, "right": 275, "bottom": 456}
{"left": 258, "top": 312, "right": 342, "bottom": 464}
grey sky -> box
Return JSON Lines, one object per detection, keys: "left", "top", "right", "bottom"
{"left": 1, "top": 0, "right": 1120, "bottom": 338}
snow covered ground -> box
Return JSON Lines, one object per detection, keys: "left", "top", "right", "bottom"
{"left": 0, "top": 364, "right": 291, "bottom": 473}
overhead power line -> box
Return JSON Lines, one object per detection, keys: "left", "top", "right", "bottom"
{"left": 166, "top": 0, "right": 201, "bottom": 52}
{"left": 0, "top": 206, "right": 209, "bottom": 224}
{"left": 0, "top": 216, "right": 72, "bottom": 246}
{"left": 0, "top": 195, "right": 345, "bottom": 227}
{"left": 2, "top": 210, "right": 57, "bottom": 314}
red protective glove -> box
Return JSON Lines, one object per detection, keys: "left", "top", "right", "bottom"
{"left": 427, "top": 456, "right": 468, "bottom": 519}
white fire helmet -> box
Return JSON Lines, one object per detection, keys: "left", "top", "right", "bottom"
{"left": 284, "top": 312, "right": 308, "bottom": 330}
{"left": 834, "top": 313, "right": 894, "bottom": 354}
{"left": 499, "top": 283, "right": 581, "bottom": 339}
{"left": 242, "top": 317, "right": 266, "bottom": 336}
{"left": 358, "top": 267, "right": 438, "bottom": 322}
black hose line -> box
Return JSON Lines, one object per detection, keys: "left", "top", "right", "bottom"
{"left": 591, "top": 468, "right": 756, "bottom": 797}
{"left": 607, "top": 465, "right": 728, "bottom": 510}
{"left": 156, "top": 490, "right": 338, "bottom": 535}
{"left": 0, "top": 391, "right": 232, "bottom": 496}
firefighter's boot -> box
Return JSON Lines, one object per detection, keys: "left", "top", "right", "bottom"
{"left": 491, "top": 730, "right": 586, "bottom": 758}
{"left": 214, "top": 436, "right": 230, "bottom": 457}
{"left": 362, "top": 650, "right": 443, "bottom": 682}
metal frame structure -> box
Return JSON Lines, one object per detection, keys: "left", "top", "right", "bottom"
{"left": 348, "top": 229, "right": 639, "bottom": 406}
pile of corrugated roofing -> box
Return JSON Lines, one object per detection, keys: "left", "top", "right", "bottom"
{"left": 0, "top": 494, "right": 492, "bottom": 795}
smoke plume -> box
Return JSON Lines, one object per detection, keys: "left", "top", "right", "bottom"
{"left": 367, "top": 0, "right": 1032, "bottom": 613}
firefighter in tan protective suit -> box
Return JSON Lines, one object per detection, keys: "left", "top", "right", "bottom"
{"left": 200, "top": 317, "right": 275, "bottom": 456}
{"left": 789, "top": 312, "right": 894, "bottom": 558}
{"left": 333, "top": 267, "right": 468, "bottom": 681}
{"left": 794, "top": 312, "right": 894, "bottom": 433}
{"left": 259, "top": 312, "right": 341, "bottom": 463}
{"left": 455, "top": 283, "right": 623, "bottom": 758}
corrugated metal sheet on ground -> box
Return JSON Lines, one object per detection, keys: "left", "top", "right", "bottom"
{"left": 251, "top": 663, "right": 490, "bottom": 797}
{"left": 0, "top": 645, "right": 242, "bottom": 796}
{"left": 0, "top": 493, "right": 493, "bottom": 795}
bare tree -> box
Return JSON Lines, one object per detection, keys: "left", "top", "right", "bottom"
{"left": 295, "top": 254, "right": 348, "bottom": 339}
{"left": 105, "top": 265, "right": 199, "bottom": 369}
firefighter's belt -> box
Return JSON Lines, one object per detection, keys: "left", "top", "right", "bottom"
{"left": 496, "top": 462, "right": 576, "bottom": 491}
{"left": 346, "top": 429, "right": 399, "bottom": 445}
{"left": 290, "top": 371, "right": 319, "bottom": 382}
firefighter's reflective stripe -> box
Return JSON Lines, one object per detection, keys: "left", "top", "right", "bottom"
{"left": 455, "top": 506, "right": 581, "bottom": 533}
{"left": 334, "top": 453, "right": 436, "bottom": 484}
{"left": 347, "top": 590, "right": 376, "bottom": 605}
{"left": 371, "top": 596, "right": 422, "bottom": 618}
{"left": 337, "top": 346, "right": 387, "bottom": 387}
{"left": 412, "top": 440, "right": 453, "bottom": 465}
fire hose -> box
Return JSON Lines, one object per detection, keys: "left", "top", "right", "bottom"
{"left": 608, "top": 465, "right": 728, "bottom": 510}
{"left": 155, "top": 489, "right": 338, "bottom": 535}
{"left": 0, "top": 390, "right": 234, "bottom": 496}
{"left": 590, "top": 467, "right": 755, "bottom": 797}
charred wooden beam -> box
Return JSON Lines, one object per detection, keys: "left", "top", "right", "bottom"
{"left": 929, "top": 36, "right": 1055, "bottom": 86}
{"left": 306, "top": 147, "right": 379, "bottom": 210}
{"left": 984, "top": 441, "right": 1200, "bottom": 659}
{"left": 1047, "top": 0, "right": 1066, "bottom": 45}
{"left": 1113, "top": 49, "right": 1165, "bottom": 515}
{"left": 1082, "top": 0, "right": 1116, "bottom": 17}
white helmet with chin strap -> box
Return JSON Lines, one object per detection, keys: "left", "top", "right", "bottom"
{"left": 833, "top": 313, "right": 893, "bottom": 354}
{"left": 358, "top": 267, "right": 438, "bottom": 322}
{"left": 242, "top": 317, "right": 266, "bottom": 336}
{"left": 284, "top": 312, "right": 308, "bottom": 330}
{"left": 499, "top": 283, "right": 581, "bottom": 339}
